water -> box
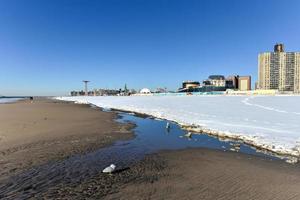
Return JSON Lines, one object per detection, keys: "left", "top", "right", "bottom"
{"left": 116, "top": 113, "right": 273, "bottom": 157}
{"left": 0, "top": 97, "right": 26, "bottom": 104}
{"left": 0, "top": 111, "right": 283, "bottom": 198}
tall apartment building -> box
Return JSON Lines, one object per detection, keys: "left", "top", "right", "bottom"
{"left": 258, "top": 44, "right": 300, "bottom": 93}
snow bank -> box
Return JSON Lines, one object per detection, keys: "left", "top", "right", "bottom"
{"left": 55, "top": 95, "right": 300, "bottom": 157}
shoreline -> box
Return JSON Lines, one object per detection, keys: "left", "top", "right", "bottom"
{"left": 56, "top": 97, "right": 299, "bottom": 162}
{"left": 0, "top": 98, "right": 135, "bottom": 182}
{"left": 1, "top": 98, "right": 300, "bottom": 199}
{"left": 115, "top": 109, "right": 300, "bottom": 161}
{"left": 115, "top": 108, "right": 298, "bottom": 161}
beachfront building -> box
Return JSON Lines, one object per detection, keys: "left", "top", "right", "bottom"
{"left": 154, "top": 88, "right": 168, "bottom": 93}
{"left": 70, "top": 89, "right": 121, "bottom": 96}
{"left": 226, "top": 75, "right": 238, "bottom": 89}
{"left": 182, "top": 81, "right": 200, "bottom": 89}
{"left": 94, "top": 89, "right": 120, "bottom": 96}
{"left": 178, "top": 77, "right": 227, "bottom": 93}
{"left": 70, "top": 90, "right": 85, "bottom": 96}
{"left": 206, "top": 75, "right": 226, "bottom": 87}
{"left": 225, "top": 75, "right": 251, "bottom": 91}
{"left": 178, "top": 81, "right": 200, "bottom": 92}
{"left": 238, "top": 76, "right": 251, "bottom": 91}
{"left": 178, "top": 74, "right": 252, "bottom": 93}
{"left": 258, "top": 44, "right": 300, "bottom": 93}
{"left": 201, "top": 75, "right": 226, "bottom": 91}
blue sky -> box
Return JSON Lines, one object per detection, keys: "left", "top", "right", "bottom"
{"left": 1, "top": 0, "right": 300, "bottom": 96}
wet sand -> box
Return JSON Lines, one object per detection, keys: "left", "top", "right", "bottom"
{"left": 0, "top": 98, "right": 134, "bottom": 181}
{"left": 36, "top": 148, "right": 300, "bottom": 200}
{"left": 105, "top": 149, "right": 300, "bottom": 200}
{"left": 1, "top": 99, "right": 300, "bottom": 199}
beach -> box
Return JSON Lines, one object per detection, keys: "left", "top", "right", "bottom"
{"left": 0, "top": 98, "right": 134, "bottom": 182}
{"left": 1, "top": 99, "right": 300, "bottom": 199}
{"left": 106, "top": 149, "right": 300, "bottom": 200}
{"left": 34, "top": 148, "right": 300, "bottom": 200}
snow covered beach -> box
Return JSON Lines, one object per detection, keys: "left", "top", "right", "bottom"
{"left": 56, "top": 95, "right": 300, "bottom": 158}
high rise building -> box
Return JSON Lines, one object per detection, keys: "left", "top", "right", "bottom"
{"left": 258, "top": 44, "right": 300, "bottom": 93}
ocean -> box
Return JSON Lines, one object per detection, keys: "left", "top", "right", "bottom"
{"left": 0, "top": 97, "right": 26, "bottom": 104}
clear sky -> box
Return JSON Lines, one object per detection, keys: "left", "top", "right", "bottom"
{"left": 1, "top": 0, "right": 300, "bottom": 96}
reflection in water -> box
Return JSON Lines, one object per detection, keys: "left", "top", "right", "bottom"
{"left": 0, "top": 112, "right": 280, "bottom": 199}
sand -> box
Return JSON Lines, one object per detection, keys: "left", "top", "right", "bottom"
{"left": 106, "top": 149, "right": 300, "bottom": 200}
{"left": 0, "top": 98, "right": 134, "bottom": 181}
{"left": 36, "top": 148, "right": 300, "bottom": 200}
{"left": 1, "top": 99, "right": 300, "bottom": 200}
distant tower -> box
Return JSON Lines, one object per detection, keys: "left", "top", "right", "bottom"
{"left": 274, "top": 43, "right": 284, "bottom": 52}
{"left": 124, "top": 83, "right": 128, "bottom": 93}
{"left": 83, "top": 80, "right": 90, "bottom": 96}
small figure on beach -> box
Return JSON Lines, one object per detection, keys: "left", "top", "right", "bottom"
{"left": 30, "top": 96, "right": 33, "bottom": 103}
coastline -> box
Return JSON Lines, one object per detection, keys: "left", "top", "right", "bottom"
{"left": 0, "top": 98, "right": 135, "bottom": 182}
{"left": 55, "top": 96, "right": 300, "bottom": 161}
{"left": 0, "top": 97, "right": 26, "bottom": 104}
{"left": 1, "top": 98, "right": 300, "bottom": 199}
{"left": 111, "top": 107, "right": 298, "bottom": 161}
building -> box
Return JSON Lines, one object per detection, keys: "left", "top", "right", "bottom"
{"left": 70, "top": 90, "right": 85, "bottom": 96}
{"left": 206, "top": 75, "right": 226, "bottom": 87}
{"left": 226, "top": 75, "right": 239, "bottom": 89}
{"left": 140, "top": 88, "right": 151, "bottom": 94}
{"left": 178, "top": 81, "right": 200, "bottom": 92}
{"left": 178, "top": 76, "right": 227, "bottom": 93}
{"left": 178, "top": 74, "right": 251, "bottom": 93}
{"left": 238, "top": 76, "right": 251, "bottom": 91}
{"left": 70, "top": 89, "right": 121, "bottom": 96}
{"left": 201, "top": 75, "right": 226, "bottom": 92}
{"left": 225, "top": 75, "right": 251, "bottom": 91}
{"left": 95, "top": 89, "right": 120, "bottom": 96}
{"left": 182, "top": 81, "right": 200, "bottom": 89}
{"left": 227, "top": 89, "right": 277, "bottom": 95}
{"left": 258, "top": 44, "right": 300, "bottom": 93}
{"left": 154, "top": 88, "right": 168, "bottom": 93}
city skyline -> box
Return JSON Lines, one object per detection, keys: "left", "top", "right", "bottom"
{"left": 1, "top": 0, "right": 300, "bottom": 96}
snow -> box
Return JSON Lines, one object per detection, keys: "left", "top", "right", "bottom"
{"left": 55, "top": 95, "right": 300, "bottom": 157}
